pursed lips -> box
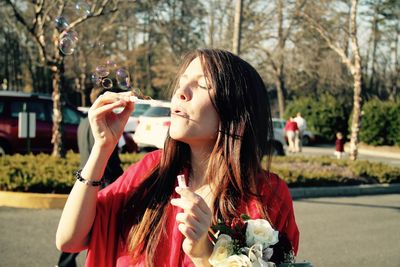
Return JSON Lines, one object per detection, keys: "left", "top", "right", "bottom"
{"left": 171, "top": 107, "right": 189, "bottom": 119}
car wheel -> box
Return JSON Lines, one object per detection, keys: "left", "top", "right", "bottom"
{"left": 0, "top": 141, "right": 9, "bottom": 156}
{"left": 302, "top": 136, "right": 310, "bottom": 146}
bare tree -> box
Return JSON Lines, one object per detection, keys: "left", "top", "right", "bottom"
{"left": 301, "top": 0, "right": 363, "bottom": 160}
{"left": 256, "top": 0, "right": 305, "bottom": 118}
{"left": 5, "top": 0, "right": 118, "bottom": 157}
{"left": 232, "top": 0, "right": 243, "bottom": 55}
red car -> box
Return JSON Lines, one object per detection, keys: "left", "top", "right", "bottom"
{"left": 0, "top": 91, "right": 84, "bottom": 155}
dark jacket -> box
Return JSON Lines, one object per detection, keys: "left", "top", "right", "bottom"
{"left": 77, "top": 116, "right": 123, "bottom": 187}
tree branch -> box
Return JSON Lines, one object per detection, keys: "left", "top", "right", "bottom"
{"left": 300, "top": 10, "right": 353, "bottom": 69}
{"left": 66, "top": 0, "right": 118, "bottom": 30}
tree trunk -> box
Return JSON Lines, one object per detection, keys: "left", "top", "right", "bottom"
{"left": 51, "top": 63, "right": 63, "bottom": 157}
{"left": 348, "top": 0, "right": 362, "bottom": 161}
{"left": 390, "top": 24, "right": 399, "bottom": 101}
{"left": 51, "top": 26, "right": 63, "bottom": 158}
{"left": 276, "top": 0, "right": 286, "bottom": 118}
{"left": 232, "top": 0, "right": 243, "bottom": 55}
{"left": 368, "top": 13, "right": 379, "bottom": 97}
{"left": 275, "top": 75, "right": 285, "bottom": 119}
{"left": 80, "top": 72, "right": 86, "bottom": 106}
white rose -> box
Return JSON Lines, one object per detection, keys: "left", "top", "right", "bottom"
{"left": 220, "top": 254, "right": 252, "bottom": 267}
{"left": 248, "top": 243, "right": 263, "bottom": 262}
{"left": 209, "top": 234, "right": 234, "bottom": 266}
{"left": 245, "top": 219, "right": 279, "bottom": 248}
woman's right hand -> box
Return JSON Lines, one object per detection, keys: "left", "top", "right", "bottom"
{"left": 88, "top": 91, "right": 135, "bottom": 152}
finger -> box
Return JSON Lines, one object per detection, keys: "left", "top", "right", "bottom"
{"left": 90, "top": 99, "right": 129, "bottom": 118}
{"left": 170, "top": 198, "right": 210, "bottom": 227}
{"left": 178, "top": 222, "right": 198, "bottom": 240}
{"left": 175, "top": 187, "right": 211, "bottom": 215}
{"left": 91, "top": 92, "right": 133, "bottom": 109}
{"left": 176, "top": 212, "right": 202, "bottom": 229}
{"left": 116, "top": 100, "right": 134, "bottom": 122}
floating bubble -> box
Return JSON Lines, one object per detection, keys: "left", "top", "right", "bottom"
{"left": 91, "top": 73, "right": 101, "bottom": 85}
{"left": 55, "top": 16, "right": 69, "bottom": 31}
{"left": 106, "top": 60, "right": 117, "bottom": 70}
{"left": 101, "top": 78, "right": 113, "bottom": 89}
{"left": 116, "top": 68, "right": 130, "bottom": 89}
{"left": 59, "top": 37, "right": 75, "bottom": 55}
{"left": 64, "top": 30, "right": 79, "bottom": 42}
{"left": 75, "top": 1, "right": 91, "bottom": 16}
{"left": 95, "top": 65, "right": 110, "bottom": 77}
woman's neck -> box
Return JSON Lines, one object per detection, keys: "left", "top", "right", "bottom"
{"left": 189, "top": 144, "right": 213, "bottom": 190}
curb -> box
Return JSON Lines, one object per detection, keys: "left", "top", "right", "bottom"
{"left": 1, "top": 184, "right": 400, "bottom": 209}
{"left": 290, "top": 183, "right": 400, "bottom": 200}
{"left": 0, "top": 191, "right": 67, "bottom": 209}
{"left": 357, "top": 148, "right": 400, "bottom": 160}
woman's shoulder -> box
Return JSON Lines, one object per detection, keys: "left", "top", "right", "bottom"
{"left": 124, "top": 149, "right": 163, "bottom": 174}
{"left": 256, "top": 170, "right": 292, "bottom": 205}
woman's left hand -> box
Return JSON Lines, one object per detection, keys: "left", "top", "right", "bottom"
{"left": 170, "top": 187, "right": 213, "bottom": 266}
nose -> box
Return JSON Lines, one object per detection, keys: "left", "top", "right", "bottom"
{"left": 175, "top": 84, "right": 192, "bottom": 101}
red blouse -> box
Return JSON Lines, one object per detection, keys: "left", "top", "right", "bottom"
{"left": 85, "top": 150, "right": 299, "bottom": 266}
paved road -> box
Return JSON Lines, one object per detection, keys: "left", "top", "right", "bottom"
{"left": 1, "top": 194, "right": 399, "bottom": 266}
{"left": 290, "top": 145, "right": 400, "bottom": 167}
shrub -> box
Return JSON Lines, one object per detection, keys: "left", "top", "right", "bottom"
{"left": 359, "top": 99, "right": 400, "bottom": 146}
{"left": 285, "top": 94, "right": 349, "bottom": 141}
{"left": 0, "top": 152, "right": 143, "bottom": 193}
{"left": 1, "top": 153, "right": 398, "bottom": 193}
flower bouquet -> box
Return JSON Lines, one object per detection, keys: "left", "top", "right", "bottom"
{"left": 208, "top": 214, "right": 299, "bottom": 267}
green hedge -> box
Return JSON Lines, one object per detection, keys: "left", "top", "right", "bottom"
{"left": 284, "top": 94, "right": 349, "bottom": 141}
{"left": 0, "top": 152, "right": 143, "bottom": 193}
{"left": 1, "top": 152, "right": 399, "bottom": 193}
{"left": 359, "top": 99, "right": 400, "bottom": 146}
{"left": 270, "top": 156, "right": 400, "bottom": 186}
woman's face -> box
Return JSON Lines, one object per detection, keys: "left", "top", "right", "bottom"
{"left": 169, "top": 57, "right": 220, "bottom": 148}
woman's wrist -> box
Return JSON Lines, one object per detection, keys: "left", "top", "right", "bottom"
{"left": 189, "top": 238, "right": 213, "bottom": 267}
{"left": 80, "top": 145, "right": 114, "bottom": 182}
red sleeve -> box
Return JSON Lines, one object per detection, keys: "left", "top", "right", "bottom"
{"left": 259, "top": 172, "right": 299, "bottom": 255}
{"left": 293, "top": 122, "right": 299, "bottom": 131}
{"left": 85, "top": 150, "right": 162, "bottom": 267}
{"left": 284, "top": 122, "right": 288, "bottom": 131}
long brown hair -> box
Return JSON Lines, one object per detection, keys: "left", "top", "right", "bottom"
{"left": 121, "top": 49, "right": 274, "bottom": 266}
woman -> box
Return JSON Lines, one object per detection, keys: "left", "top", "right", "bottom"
{"left": 56, "top": 49, "right": 299, "bottom": 266}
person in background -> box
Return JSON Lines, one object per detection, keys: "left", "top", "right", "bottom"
{"left": 56, "top": 49, "right": 299, "bottom": 266}
{"left": 335, "top": 132, "right": 345, "bottom": 159}
{"left": 284, "top": 117, "right": 299, "bottom": 153}
{"left": 56, "top": 87, "right": 124, "bottom": 267}
{"left": 293, "top": 112, "right": 307, "bottom": 152}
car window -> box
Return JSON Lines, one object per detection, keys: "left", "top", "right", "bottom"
{"left": 62, "top": 106, "right": 81, "bottom": 125}
{"left": 132, "top": 103, "right": 151, "bottom": 117}
{"left": 10, "top": 100, "right": 49, "bottom": 122}
{"left": 142, "top": 106, "right": 171, "bottom": 117}
{"left": 273, "top": 121, "right": 282, "bottom": 129}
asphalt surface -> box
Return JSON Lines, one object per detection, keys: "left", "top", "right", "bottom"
{"left": 293, "top": 145, "right": 400, "bottom": 167}
{"left": 1, "top": 194, "right": 399, "bottom": 267}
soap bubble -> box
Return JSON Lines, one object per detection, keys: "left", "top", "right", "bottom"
{"left": 55, "top": 16, "right": 69, "bottom": 31}
{"left": 116, "top": 68, "right": 130, "bottom": 89}
{"left": 106, "top": 60, "right": 117, "bottom": 70}
{"left": 59, "top": 37, "right": 75, "bottom": 55}
{"left": 95, "top": 65, "right": 110, "bottom": 77}
{"left": 75, "top": 1, "right": 91, "bottom": 16}
{"left": 64, "top": 30, "right": 79, "bottom": 42}
{"left": 101, "top": 78, "right": 113, "bottom": 89}
{"left": 91, "top": 73, "right": 101, "bottom": 85}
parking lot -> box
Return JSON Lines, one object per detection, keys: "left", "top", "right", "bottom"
{"left": 1, "top": 194, "right": 399, "bottom": 266}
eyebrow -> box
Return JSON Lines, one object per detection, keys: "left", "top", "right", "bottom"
{"left": 180, "top": 74, "right": 206, "bottom": 80}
